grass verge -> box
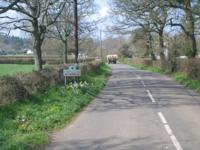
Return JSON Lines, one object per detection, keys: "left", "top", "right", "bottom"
{"left": 121, "top": 58, "right": 200, "bottom": 93}
{"left": 172, "top": 72, "right": 200, "bottom": 92}
{"left": 0, "top": 63, "right": 111, "bottom": 150}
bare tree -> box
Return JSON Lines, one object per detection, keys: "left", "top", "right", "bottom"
{"left": 164, "top": 0, "right": 199, "bottom": 57}
{"left": 0, "top": 0, "right": 20, "bottom": 14}
{"left": 48, "top": 2, "right": 73, "bottom": 64}
{"left": 111, "top": 1, "right": 147, "bottom": 48}
{"left": 47, "top": 0, "right": 96, "bottom": 64}
{"left": 0, "top": 0, "right": 66, "bottom": 71}
{"left": 149, "top": 1, "right": 169, "bottom": 60}
{"left": 111, "top": 0, "right": 167, "bottom": 59}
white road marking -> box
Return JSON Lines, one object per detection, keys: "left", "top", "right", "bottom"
{"left": 158, "top": 112, "right": 168, "bottom": 124}
{"left": 137, "top": 75, "right": 146, "bottom": 87}
{"left": 158, "top": 112, "right": 183, "bottom": 150}
{"left": 137, "top": 76, "right": 141, "bottom": 80}
{"left": 146, "top": 90, "right": 156, "bottom": 103}
{"left": 141, "top": 80, "right": 146, "bottom": 87}
{"left": 170, "top": 134, "right": 183, "bottom": 150}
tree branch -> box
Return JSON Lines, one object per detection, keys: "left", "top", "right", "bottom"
{"left": 0, "top": 0, "right": 20, "bottom": 14}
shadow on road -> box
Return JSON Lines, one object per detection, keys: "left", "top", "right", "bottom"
{"left": 87, "top": 65, "right": 200, "bottom": 113}
{"left": 48, "top": 136, "right": 169, "bottom": 150}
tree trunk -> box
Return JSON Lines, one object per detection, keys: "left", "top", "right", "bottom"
{"left": 33, "top": 35, "right": 43, "bottom": 71}
{"left": 171, "top": 50, "right": 178, "bottom": 73}
{"left": 145, "top": 39, "right": 150, "bottom": 57}
{"left": 185, "top": 1, "right": 197, "bottom": 58}
{"left": 159, "top": 31, "right": 165, "bottom": 60}
{"left": 159, "top": 32, "right": 164, "bottom": 49}
{"left": 158, "top": 30, "right": 167, "bottom": 69}
{"left": 148, "top": 32, "right": 156, "bottom": 60}
{"left": 190, "top": 34, "right": 197, "bottom": 57}
{"left": 64, "top": 39, "right": 68, "bottom": 64}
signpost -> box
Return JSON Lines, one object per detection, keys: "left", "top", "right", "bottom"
{"left": 63, "top": 64, "right": 81, "bottom": 85}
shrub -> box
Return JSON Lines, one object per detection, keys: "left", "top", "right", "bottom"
{"left": 119, "top": 44, "right": 133, "bottom": 58}
{"left": 0, "top": 76, "right": 28, "bottom": 104}
{"left": 0, "top": 61, "right": 101, "bottom": 105}
{"left": 16, "top": 68, "right": 64, "bottom": 95}
{"left": 187, "top": 59, "right": 200, "bottom": 81}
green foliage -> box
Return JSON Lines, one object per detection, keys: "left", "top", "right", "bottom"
{"left": 120, "top": 58, "right": 164, "bottom": 73}
{"left": 0, "top": 64, "right": 34, "bottom": 76}
{"left": 145, "top": 66, "right": 165, "bottom": 73}
{"left": 172, "top": 72, "right": 200, "bottom": 92}
{"left": 0, "top": 76, "right": 28, "bottom": 104}
{"left": 119, "top": 44, "right": 133, "bottom": 58}
{"left": 0, "top": 63, "right": 111, "bottom": 150}
{"left": 186, "top": 60, "right": 200, "bottom": 81}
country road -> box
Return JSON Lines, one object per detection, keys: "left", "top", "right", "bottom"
{"left": 46, "top": 64, "right": 200, "bottom": 150}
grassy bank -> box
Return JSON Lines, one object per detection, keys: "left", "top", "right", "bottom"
{"left": 0, "top": 63, "right": 111, "bottom": 150}
{"left": 121, "top": 58, "right": 200, "bottom": 93}
{"left": 0, "top": 64, "right": 34, "bottom": 76}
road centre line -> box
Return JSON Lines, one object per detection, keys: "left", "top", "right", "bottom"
{"left": 141, "top": 80, "right": 146, "bottom": 87}
{"left": 158, "top": 112, "right": 168, "bottom": 124}
{"left": 158, "top": 112, "right": 183, "bottom": 150}
{"left": 138, "top": 72, "right": 183, "bottom": 149}
{"left": 146, "top": 90, "right": 156, "bottom": 103}
{"left": 136, "top": 75, "right": 146, "bottom": 87}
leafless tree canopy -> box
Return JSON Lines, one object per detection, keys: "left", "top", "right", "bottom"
{"left": 0, "top": 0, "right": 20, "bottom": 14}
{"left": 111, "top": 0, "right": 200, "bottom": 58}
{"left": 0, "top": 0, "right": 66, "bottom": 71}
{"left": 47, "top": 0, "right": 96, "bottom": 64}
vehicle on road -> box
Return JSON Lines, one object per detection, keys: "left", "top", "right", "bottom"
{"left": 107, "top": 54, "right": 118, "bottom": 64}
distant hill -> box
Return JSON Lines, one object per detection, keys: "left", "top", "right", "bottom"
{"left": 0, "top": 34, "right": 32, "bottom": 54}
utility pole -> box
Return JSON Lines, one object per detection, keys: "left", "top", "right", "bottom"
{"left": 100, "top": 30, "right": 103, "bottom": 60}
{"left": 73, "top": 0, "right": 78, "bottom": 64}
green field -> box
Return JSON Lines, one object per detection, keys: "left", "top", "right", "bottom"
{"left": 0, "top": 64, "right": 34, "bottom": 76}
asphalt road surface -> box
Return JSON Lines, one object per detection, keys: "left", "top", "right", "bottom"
{"left": 46, "top": 64, "right": 200, "bottom": 150}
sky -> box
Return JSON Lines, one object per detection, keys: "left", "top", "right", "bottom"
{"left": 92, "top": 0, "right": 110, "bottom": 31}
{"left": 93, "top": 0, "right": 117, "bottom": 39}
{"left": 95, "top": 0, "right": 109, "bottom": 18}
{"left": 3, "top": 0, "right": 111, "bottom": 38}
{"left": 1, "top": 1, "right": 183, "bottom": 38}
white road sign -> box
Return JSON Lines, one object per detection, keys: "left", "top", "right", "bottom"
{"left": 63, "top": 65, "right": 81, "bottom": 77}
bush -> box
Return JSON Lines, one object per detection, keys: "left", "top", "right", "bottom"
{"left": 16, "top": 68, "right": 63, "bottom": 94}
{"left": 0, "top": 68, "right": 63, "bottom": 104}
{"left": 0, "top": 76, "right": 28, "bottom": 104}
{"left": 0, "top": 61, "right": 102, "bottom": 105}
{"left": 187, "top": 59, "right": 200, "bottom": 81}
{"left": 119, "top": 44, "right": 133, "bottom": 58}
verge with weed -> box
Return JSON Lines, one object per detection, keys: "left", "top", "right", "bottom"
{"left": 0, "top": 63, "right": 111, "bottom": 150}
